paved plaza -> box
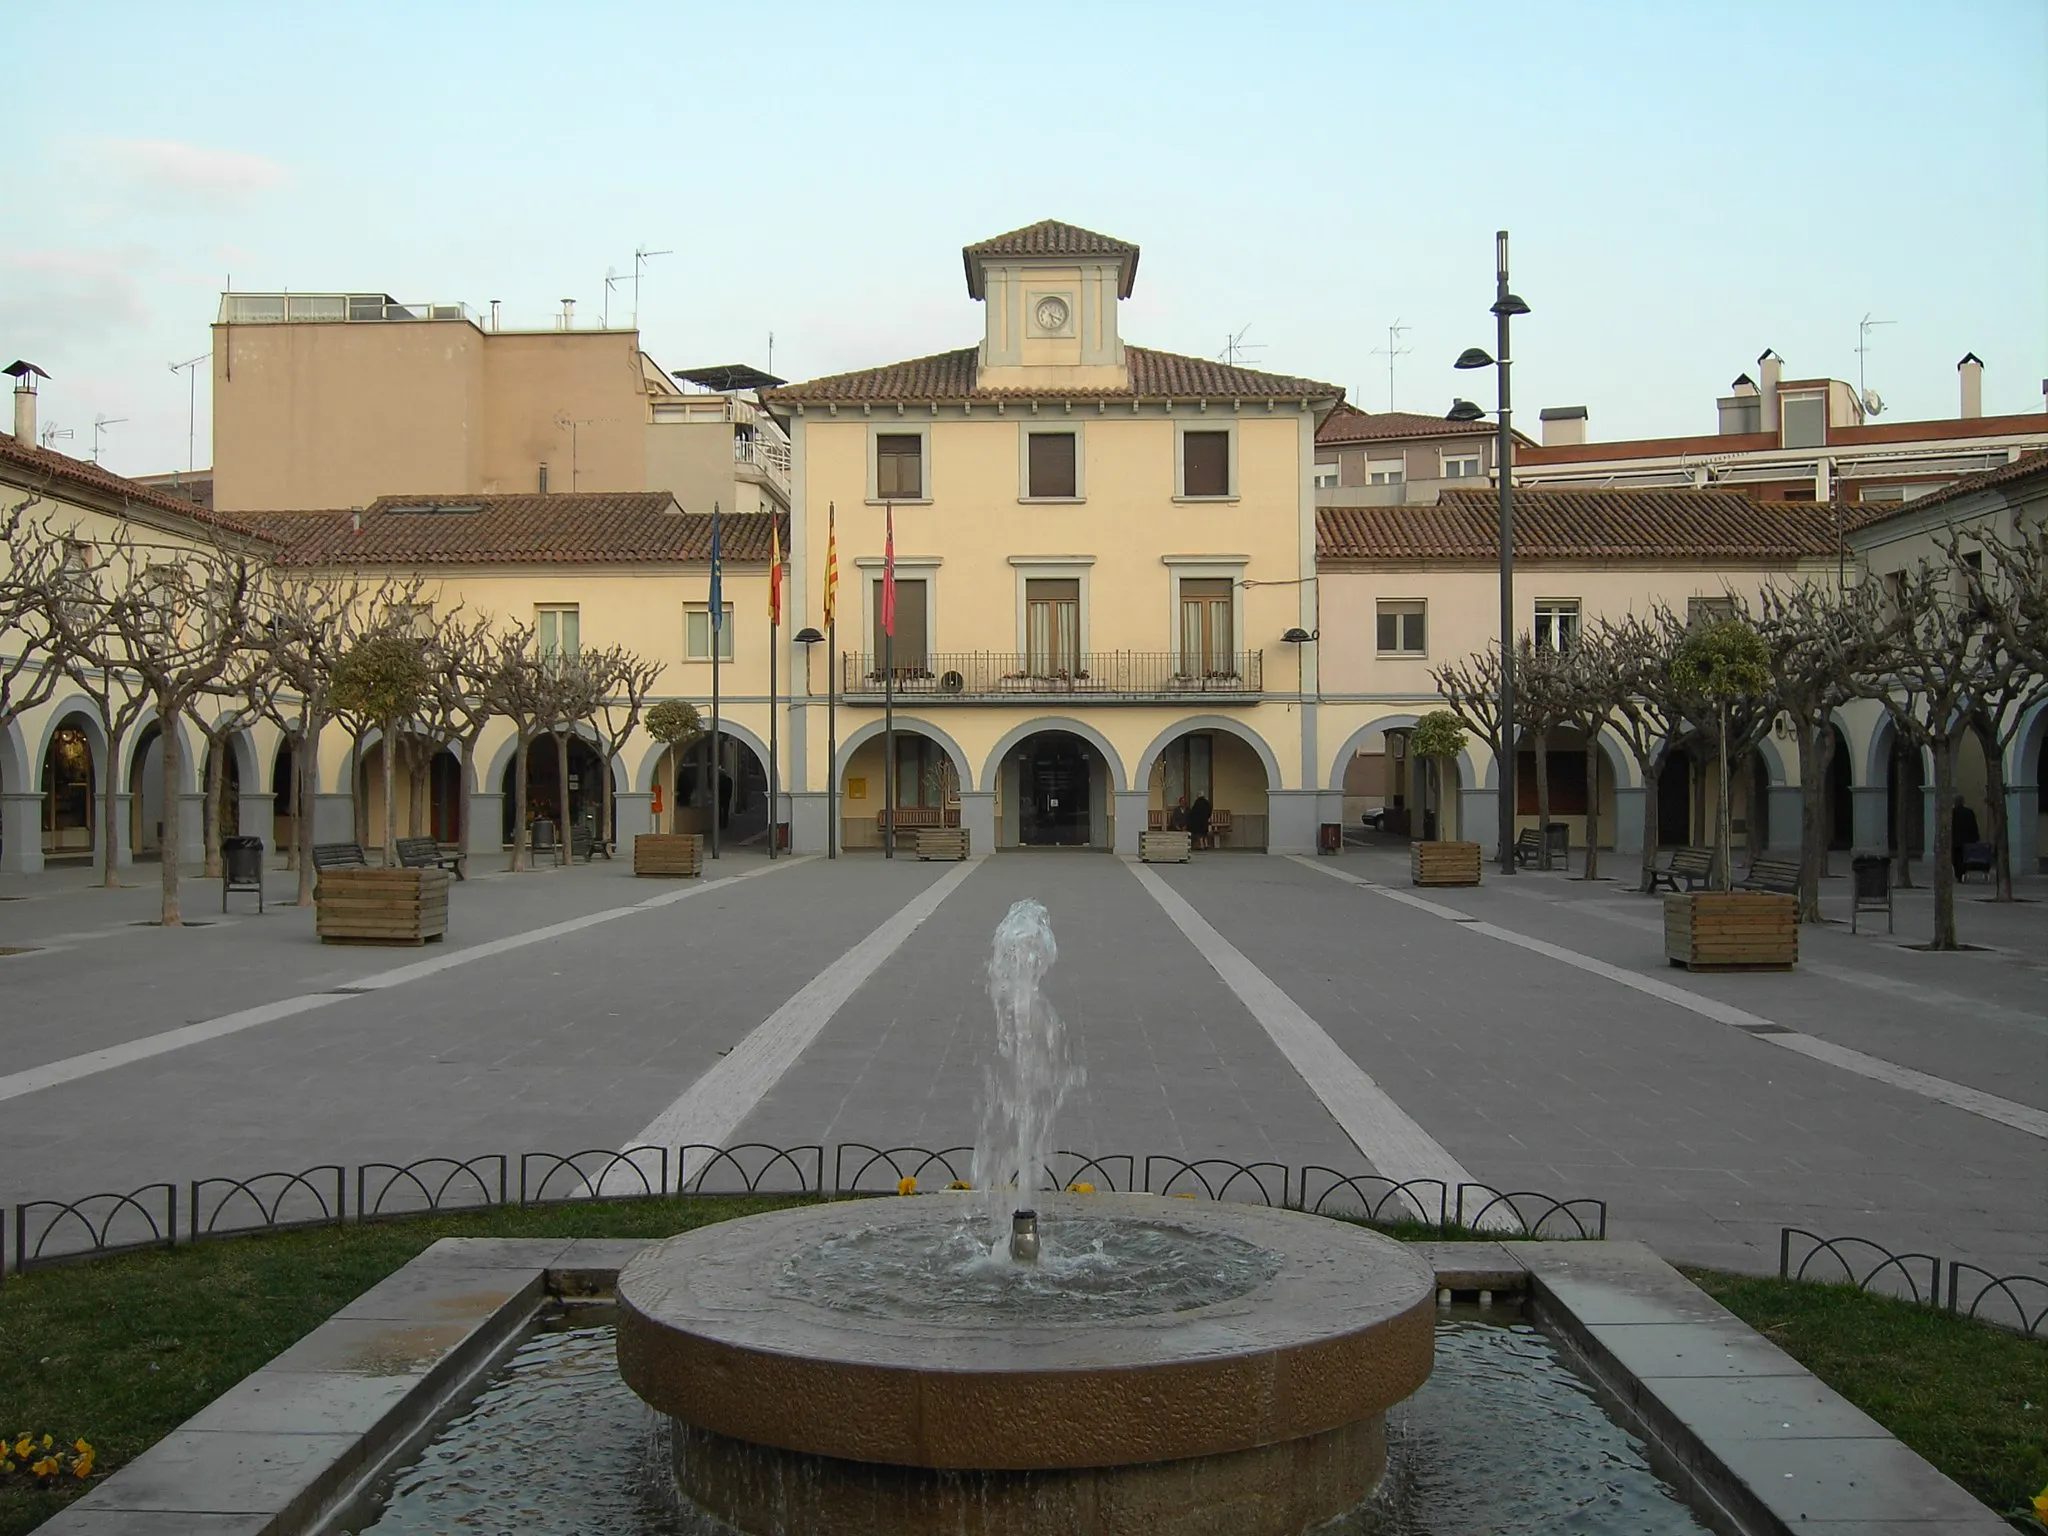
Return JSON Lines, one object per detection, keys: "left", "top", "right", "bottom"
{"left": 0, "top": 845, "right": 2041, "bottom": 1279}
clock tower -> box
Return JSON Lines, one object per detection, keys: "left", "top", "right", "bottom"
{"left": 963, "top": 220, "right": 1137, "bottom": 392}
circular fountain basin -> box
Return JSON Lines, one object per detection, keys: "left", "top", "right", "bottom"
{"left": 617, "top": 1193, "right": 1435, "bottom": 1535}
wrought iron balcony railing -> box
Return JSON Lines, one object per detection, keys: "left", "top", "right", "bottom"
{"left": 837, "top": 651, "right": 1263, "bottom": 700}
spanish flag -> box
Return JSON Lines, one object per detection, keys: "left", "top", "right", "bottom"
{"left": 769, "top": 518, "right": 783, "bottom": 627}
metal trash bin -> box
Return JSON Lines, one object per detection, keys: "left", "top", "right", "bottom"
{"left": 1850, "top": 852, "right": 1892, "bottom": 936}
{"left": 531, "top": 817, "right": 557, "bottom": 853}
{"left": 222, "top": 835, "right": 265, "bottom": 914}
{"left": 1319, "top": 822, "right": 1342, "bottom": 855}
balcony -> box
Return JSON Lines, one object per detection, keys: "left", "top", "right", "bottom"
{"left": 218, "top": 293, "right": 478, "bottom": 325}
{"left": 837, "top": 651, "right": 1263, "bottom": 703}
{"left": 733, "top": 435, "right": 792, "bottom": 491}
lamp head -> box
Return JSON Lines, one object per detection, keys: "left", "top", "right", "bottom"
{"left": 1454, "top": 347, "right": 1496, "bottom": 371}
{"left": 1447, "top": 398, "right": 1486, "bottom": 422}
{"left": 793, "top": 626, "right": 825, "bottom": 646}
{"left": 1282, "top": 626, "right": 1314, "bottom": 645}
{"left": 1491, "top": 293, "right": 1531, "bottom": 318}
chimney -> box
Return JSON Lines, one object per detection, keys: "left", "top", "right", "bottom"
{"left": 1757, "top": 350, "right": 1783, "bottom": 431}
{"left": 4, "top": 360, "right": 49, "bottom": 444}
{"left": 1718, "top": 373, "right": 1762, "bottom": 435}
{"left": 1538, "top": 405, "right": 1588, "bottom": 447}
{"left": 490, "top": 299, "right": 502, "bottom": 332}
{"left": 560, "top": 298, "right": 576, "bottom": 331}
{"left": 1957, "top": 352, "right": 1983, "bottom": 419}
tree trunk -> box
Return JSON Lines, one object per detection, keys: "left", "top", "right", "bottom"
{"left": 101, "top": 721, "right": 123, "bottom": 888}
{"left": 283, "top": 726, "right": 299, "bottom": 871}
{"left": 1976, "top": 715, "right": 2013, "bottom": 902}
{"left": 410, "top": 739, "right": 430, "bottom": 840}
{"left": 1639, "top": 763, "right": 1661, "bottom": 892}
{"left": 1532, "top": 731, "right": 1552, "bottom": 869}
{"left": 1929, "top": 732, "right": 1958, "bottom": 949}
{"left": 1744, "top": 750, "right": 1763, "bottom": 869}
{"left": 1581, "top": 734, "right": 1600, "bottom": 881}
{"left": 1891, "top": 742, "right": 1916, "bottom": 889}
{"left": 159, "top": 706, "right": 183, "bottom": 926}
{"left": 555, "top": 728, "right": 572, "bottom": 867}
{"left": 511, "top": 731, "right": 531, "bottom": 872}
{"left": 1713, "top": 703, "right": 1733, "bottom": 892}
{"left": 296, "top": 720, "right": 318, "bottom": 907}
{"left": 380, "top": 720, "right": 398, "bottom": 864}
{"left": 203, "top": 735, "right": 225, "bottom": 879}
{"left": 600, "top": 749, "right": 617, "bottom": 858}
{"left": 459, "top": 728, "right": 484, "bottom": 877}
{"left": 1796, "top": 716, "right": 1827, "bottom": 924}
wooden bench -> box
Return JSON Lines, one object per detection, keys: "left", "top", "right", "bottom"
{"left": 395, "top": 836, "right": 464, "bottom": 880}
{"left": 1648, "top": 847, "right": 1712, "bottom": 893}
{"left": 1140, "top": 829, "right": 1191, "bottom": 863}
{"left": 1738, "top": 855, "right": 1800, "bottom": 894}
{"left": 569, "top": 826, "right": 596, "bottom": 864}
{"left": 1513, "top": 824, "right": 1571, "bottom": 867}
{"left": 312, "top": 842, "right": 367, "bottom": 871}
{"left": 317, "top": 867, "right": 449, "bottom": 946}
{"left": 915, "top": 827, "right": 970, "bottom": 861}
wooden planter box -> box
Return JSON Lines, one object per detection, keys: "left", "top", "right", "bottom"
{"left": 1411, "top": 840, "right": 1482, "bottom": 886}
{"left": 316, "top": 867, "right": 449, "bottom": 946}
{"left": 1663, "top": 893, "right": 1797, "bottom": 971}
{"left": 634, "top": 833, "right": 704, "bottom": 878}
{"left": 916, "top": 827, "right": 970, "bottom": 861}
{"left": 1140, "top": 830, "right": 1191, "bottom": 864}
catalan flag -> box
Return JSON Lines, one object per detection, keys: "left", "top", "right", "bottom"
{"left": 881, "top": 503, "right": 897, "bottom": 637}
{"left": 822, "top": 501, "right": 838, "bottom": 630}
{"left": 768, "top": 518, "right": 783, "bottom": 627}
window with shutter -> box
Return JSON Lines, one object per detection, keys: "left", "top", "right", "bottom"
{"left": 1027, "top": 432, "right": 1078, "bottom": 498}
{"left": 876, "top": 434, "right": 923, "bottom": 498}
{"left": 1181, "top": 431, "right": 1231, "bottom": 497}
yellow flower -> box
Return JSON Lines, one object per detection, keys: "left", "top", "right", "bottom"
{"left": 12, "top": 1437, "right": 29, "bottom": 1459}
{"left": 71, "top": 1448, "right": 93, "bottom": 1479}
{"left": 2032, "top": 1485, "right": 2048, "bottom": 1519}
{"left": 39, "top": 1434, "right": 51, "bottom": 1451}
{"left": 1173, "top": 1192, "right": 1197, "bottom": 1200}
{"left": 31, "top": 1455, "right": 59, "bottom": 1478}
{"left": 946, "top": 1179, "right": 971, "bottom": 1190}
{"left": 1068, "top": 1182, "right": 1095, "bottom": 1194}
{"left": 897, "top": 1176, "right": 917, "bottom": 1196}
{"left": 74, "top": 1439, "right": 91, "bottom": 1455}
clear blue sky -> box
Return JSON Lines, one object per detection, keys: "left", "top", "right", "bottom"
{"left": 5, "top": 0, "right": 2044, "bottom": 477}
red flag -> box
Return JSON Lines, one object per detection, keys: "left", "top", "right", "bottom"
{"left": 881, "top": 503, "right": 896, "bottom": 638}
{"left": 768, "top": 519, "right": 783, "bottom": 626}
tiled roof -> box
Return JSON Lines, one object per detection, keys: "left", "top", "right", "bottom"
{"left": 1317, "top": 488, "right": 1846, "bottom": 562}
{"left": 0, "top": 433, "right": 267, "bottom": 539}
{"left": 1883, "top": 450, "right": 2048, "bottom": 519}
{"left": 962, "top": 220, "right": 1140, "bottom": 297}
{"left": 766, "top": 345, "right": 1342, "bottom": 406}
{"left": 1317, "top": 405, "right": 1497, "bottom": 444}
{"left": 250, "top": 494, "right": 786, "bottom": 566}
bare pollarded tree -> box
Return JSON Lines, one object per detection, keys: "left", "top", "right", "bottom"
{"left": 186, "top": 637, "right": 279, "bottom": 880}
{"left": 586, "top": 645, "right": 664, "bottom": 857}
{"left": 1593, "top": 611, "right": 1698, "bottom": 893}
{"left": 416, "top": 609, "right": 503, "bottom": 874}
{"left": 0, "top": 499, "right": 66, "bottom": 783}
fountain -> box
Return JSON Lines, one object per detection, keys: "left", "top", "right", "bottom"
{"left": 617, "top": 899, "right": 1437, "bottom": 1535}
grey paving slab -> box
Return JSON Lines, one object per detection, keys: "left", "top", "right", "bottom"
{"left": 176, "top": 1370, "right": 421, "bottom": 1436}
{"left": 48, "top": 1427, "right": 363, "bottom": 1515}
{"left": 1153, "top": 852, "right": 2045, "bottom": 1277}
{"left": 733, "top": 852, "right": 1370, "bottom": 1177}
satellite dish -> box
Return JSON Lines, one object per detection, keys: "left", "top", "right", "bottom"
{"left": 1861, "top": 388, "right": 1884, "bottom": 417}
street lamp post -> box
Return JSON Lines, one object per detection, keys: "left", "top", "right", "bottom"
{"left": 794, "top": 626, "right": 831, "bottom": 857}
{"left": 1451, "top": 230, "right": 1530, "bottom": 875}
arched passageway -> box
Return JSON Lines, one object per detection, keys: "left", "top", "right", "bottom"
{"left": 1825, "top": 723, "right": 1852, "bottom": 851}
{"left": 501, "top": 735, "right": 610, "bottom": 849}
{"left": 653, "top": 735, "right": 770, "bottom": 847}
{"left": 1144, "top": 727, "right": 1268, "bottom": 850}
{"left": 1656, "top": 744, "right": 1697, "bottom": 848}
{"left": 1886, "top": 738, "right": 1926, "bottom": 864}
{"left": 201, "top": 740, "right": 243, "bottom": 840}
{"left": 361, "top": 737, "right": 461, "bottom": 846}
{"left": 42, "top": 718, "right": 97, "bottom": 858}
{"left": 841, "top": 729, "right": 957, "bottom": 852}
{"left": 130, "top": 723, "right": 164, "bottom": 856}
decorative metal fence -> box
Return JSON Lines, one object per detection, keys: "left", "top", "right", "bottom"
{"left": 0, "top": 1142, "right": 1606, "bottom": 1275}
{"left": 1778, "top": 1228, "right": 2045, "bottom": 1338}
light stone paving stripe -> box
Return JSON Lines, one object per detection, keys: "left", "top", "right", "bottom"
{"left": 1126, "top": 860, "right": 1506, "bottom": 1227}
{"left": 620, "top": 858, "right": 985, "bottom": 1179}
{"left": 0, "top": 859, "right": 808, "bottom": 1104}
{"left": 1295, "top": 857, "right": 2048, "bottom": 1142}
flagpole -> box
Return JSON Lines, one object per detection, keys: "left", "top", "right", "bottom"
{"left": 883, "top": 501, "right": 896, "bottom": 860}
{"left": 709, "top": 501, "right": 722, "bottom": 862}
{"left": 767, "top": 526, "right": 780, "bottom": 862}
{"left": 827, "top": 608, "right": 838, "bottom": 859}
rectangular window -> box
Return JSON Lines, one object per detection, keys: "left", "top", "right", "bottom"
{"left": 1367, "top": 459, "right": 1405, "bottom": 485}
{"left": 1781, "top": 395, "right": 1826, "bottom": 449}
{"left": 893, "top": 736, "right": 956, "bottom": 809}
{"left": 685, "top": 603, "right": 735, "bottom": 661}
{"left": 1312, "top": 460, "right": 1340, "bottom": 489}
{"left": 1179, "top": 577, "right": 1234, "bottom": 674}
{"left": 873, "top": 576, "right": 929, "bottom": 675}
{"left": 1376, "top": 599, "right": 1426, "bottom": 655}
{"left": 1026, "top": 432, "right": 1078, "bottom": 498}
{"left": 536, "top": 605, "right": 579, "bottom": 658}
{"left": 876, "top": 433, "right": 923, "bottom": 499}
{"left": 1534, "top": 598, "right": 1580, "bottom": 651}
{"left": 1182, "top": 430, "right": 1231, "bottom": 497}
{"left": 1026, "top": 578, "right": 1081, "bottom": 675}
{"left": 1442, "top": 452, "right": 1482, "bottom": 478}
{"left": 1687, "top": 596, "right": 1737, "bottom": 627}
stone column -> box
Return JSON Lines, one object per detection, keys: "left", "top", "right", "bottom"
{"left": 464, "top": 793, "right": 503, "bottom": 865}
{"left": 787, "top": 791, "right": 829, "bottom": 855}
{"left": 0, "top": 792, "right": 44, "bottom": 874}
{"left": 313, "top": 792, "right": 355, "bottom": 845}
{"left": 2009, "top": 781, "right": 2040, "bottom": 875}
{"left": 1266, "top": 790, "right": 1319, "bottom": 855}
{"left": 177, "top": 792, "right": 207, "bottom": 868}
{"left": 1920, "top": 785, "right": 1938, "bottom": 859}
{"left": 958, "top": 791, "right": 996, "bottom": 857}
{"left": 1113, "top": 790, "right": 1148, "bottom": 856}
{"left": 109, "top": 792, "right": 134, "bottom": 868}
{"left": 1460, "top": 788, "right": 1499, "bottom": 858}
{"left": 614, "top": 791, "right": 654, "bottom": 845}
{"left": 1767, "top": 787, "right": 1804, "bottom": 852}
{"left": 1611, "top": 787, "right": 1644, "bottom": 854}
{"left": 1850, "top": 785, "right": 1887, "bottom": 854}
{"left": 236, "top": 790, "right": 276, "bottom": 852}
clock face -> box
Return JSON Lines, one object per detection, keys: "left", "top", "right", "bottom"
{"left": 1033, "top": 294, "right": 1071, "bottom": 334}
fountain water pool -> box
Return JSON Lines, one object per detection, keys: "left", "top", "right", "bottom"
{"left": 613, "top": 897, "right": 1440, "bottom": 1534}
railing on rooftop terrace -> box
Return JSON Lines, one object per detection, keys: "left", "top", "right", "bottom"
{"left": 734, "top": 436, "right": 792, "bottom": 483}
{"left": 838, "top": 651, "right": 1264, "bottom": 700}
{"left": 218, "top": 294, "right": 479, "bottom": 325}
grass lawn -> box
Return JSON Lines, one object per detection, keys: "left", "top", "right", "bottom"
{"left": 1688, "top": 1268, "right": 2048, "bottom": 1522}
{"left": 0, "top": 1195, "right": 814, "bottom": 1533}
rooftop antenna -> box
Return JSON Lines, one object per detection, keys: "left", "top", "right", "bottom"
{"left": 91, "top": 414, "right": 127, "bottom": 464}
{"left": 1371, "top": 319, "right": 1412, "bottom": 411}
{"left": 555, "top": 413, "right": 601, "bottom": 489}
{"left": 767, "top": 330, "right": 774, "bottom": 376}
{"left": 39, "top": 422, "right": 72, "bottom": 449}
{"left": 632, "top": 246, "right": 672, "bottom": 329}
{"left": 602, "top": 267, "right": 622, "bottom": 329}
{"left": 1217, "top": 325, "right": 1264, "bottom": 368}
{"left": 1855, "top": 313, "right": 1895, "bottom": 414}
{"left": 169, "top": 353, "right": 209, "bottom": 473}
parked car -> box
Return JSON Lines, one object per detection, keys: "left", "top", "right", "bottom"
{"left": 1359, "top": 807, "right": 1389, "bottom": 831}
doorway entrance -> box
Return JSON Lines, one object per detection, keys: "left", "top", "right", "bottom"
{"left": 1019, "top": 733, "right": 1092, "bottom": 846}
